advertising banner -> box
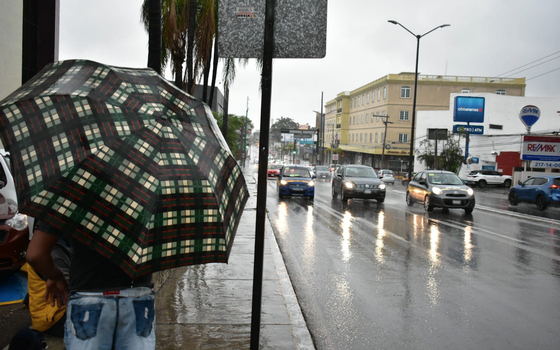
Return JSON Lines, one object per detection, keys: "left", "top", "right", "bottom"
{"left": 521, "top": 135, "right": 560, "bottom": 161}
{"left": 453, "top": 96, "right": 485, "bottom": 123}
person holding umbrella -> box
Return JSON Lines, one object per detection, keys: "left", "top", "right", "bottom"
{"left": 0, "top": 60, "right": 249, "bottom": 350}
{"left": 27, "top": 220, "right": 156, "bottom": 349}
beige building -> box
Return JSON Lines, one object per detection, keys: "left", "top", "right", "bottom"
{"left": 323, "top": 72, "right": 526, "bottom": 172}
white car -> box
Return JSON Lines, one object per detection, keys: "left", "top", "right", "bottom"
{"left": 465, "top": 170, "right": 512, "bottom": 188}
{"left": 377, "top": 169, "right": 395, "bottom": 185}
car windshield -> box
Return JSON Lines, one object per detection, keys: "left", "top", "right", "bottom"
{"left": 428, "top": 173, "right": 464, "bottom": 185}
{"left": 345, "top": 167, "right": 377, "bottom": 178}
{"left": 315, "top": 166, "right": 329, "bottom": 171}
{"left": 283, "top": 167, "right": 311, "bottom": 178}
{"left": 268, "top": 164, "right": 282, "bottom": 169}
{"left": 383, "top": 171, "right": 393, "bottom": 175}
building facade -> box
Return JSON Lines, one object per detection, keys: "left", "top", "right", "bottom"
{"left": 323, "top": 72, "right": 526, "bottom": 172}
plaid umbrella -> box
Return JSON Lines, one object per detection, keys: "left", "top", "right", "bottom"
{"left": 0, "top": 60, "right": 249, "bottom": 277}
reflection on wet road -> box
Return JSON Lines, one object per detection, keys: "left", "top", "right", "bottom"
{"left": 267, "top": 178, "right": 560, "bottom": 350}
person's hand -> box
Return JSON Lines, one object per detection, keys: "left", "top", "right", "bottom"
{"left": 45, "top": 277, "right": 69, "bottom": 307}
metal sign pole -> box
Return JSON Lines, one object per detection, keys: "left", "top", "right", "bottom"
{"left": 251, "top": 0, "right": 276, "bottom": 348}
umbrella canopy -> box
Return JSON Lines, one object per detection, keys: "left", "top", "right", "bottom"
{"left": 0, "top": 60, "right": 249, "bottom": 277}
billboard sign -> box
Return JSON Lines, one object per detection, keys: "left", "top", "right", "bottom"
{"left": 453, "top": 96, "right": 485, "bottom": 123}
{"left": 428, "top": 128, "right": 448, "bottom": 140}
{"left": 521, "top": 135, "right": 560, "bottom": 161}
{"left": 453, "top": 124, "right": 484, "bottom": 134}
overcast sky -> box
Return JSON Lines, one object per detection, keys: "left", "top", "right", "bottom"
{"left": 59, "top": 0, "right": 560, "bottom": 132}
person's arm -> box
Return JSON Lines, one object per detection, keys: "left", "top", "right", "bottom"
{"left": 26, "top": 230, "right": 69, "bottom": 307}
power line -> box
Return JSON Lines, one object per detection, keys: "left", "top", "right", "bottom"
{"left": 504, "top": 56, "right": 560, "bottom": 77}
{"left": 526, "top": 67, "right": 560, "bottom": 81}
{"left": 496, "top": 50, "right": 560, "bottom": 77}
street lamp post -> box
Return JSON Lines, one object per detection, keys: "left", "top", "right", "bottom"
{"left": 388, "top": 20, "right": 450, "bottom": 183}
{"left": 380, "top": 115, "right": 393, "bottom": 169}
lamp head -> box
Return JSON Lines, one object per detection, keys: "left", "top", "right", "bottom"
{"left": 440, "top": 24, "right": 451, "bottom": 28}
{"left": 388, "top": 20, "right": 398, "bottom": 25}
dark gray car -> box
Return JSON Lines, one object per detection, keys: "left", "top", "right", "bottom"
{"left": 406, "top": 170, "right": 475, "bottom": 213}
{"left": 332, "top": 164, "right": 386, "bottom": 202}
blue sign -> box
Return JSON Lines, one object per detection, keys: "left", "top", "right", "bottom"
{"left": 453, "top": 96, "right": 485, "bottom": 123}
{"left": 472, "top": 157, "right": 479, "bottom": 164}
{"left": 453, "top": 124, "right": 484, "bottom": 134}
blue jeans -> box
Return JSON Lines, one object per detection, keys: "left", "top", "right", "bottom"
{"left": 65, "top": 287, "right": 155, "bottom": 350}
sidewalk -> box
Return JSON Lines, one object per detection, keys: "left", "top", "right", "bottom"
{"left": 39, "top": 163, "right": 314, "bottom": 349}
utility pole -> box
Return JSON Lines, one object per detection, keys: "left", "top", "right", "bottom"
{"left": 381, "top": 115, "right": 393, "bottom": 169}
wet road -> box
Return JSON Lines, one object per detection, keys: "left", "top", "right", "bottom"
{"left": 266, "top": 176, "right": 560, "bottom": 350}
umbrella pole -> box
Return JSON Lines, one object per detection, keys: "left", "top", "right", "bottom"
{"left": 250, "top": 0, "right": 276, "bottom": 348}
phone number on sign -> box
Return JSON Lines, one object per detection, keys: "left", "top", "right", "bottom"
{"left": 531, "top": 161, "right": 560, "bottom": 168}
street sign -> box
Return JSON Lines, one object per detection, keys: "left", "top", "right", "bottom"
{"left": 428, "top": 128, "right": 448, "bottom": 140}
{"left": 453, "top": 124, "right": 484, "bottom": 134}
{"left": 332, "top": 154, "right": 339, "bottom": 160}
{"left": 530, "top": 161, "right": 560, "bottom": 169}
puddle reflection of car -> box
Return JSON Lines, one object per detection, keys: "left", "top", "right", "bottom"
{"left": 332, "top": 164, "right": 386, "bottom": 203}
{"left": 314, "top": 165, "right": 330, "bottom": 181}
{"left": 0, "top": 153, "right": 31, "bottom": 274}
{"left": 406, "top": 170, "right": 475, "bottom": 213}
{"left": 508, "top": 175, "right": 560, "bottom": 210}
{"left": 277, "top": 165, "right": 315, "bottom": 199}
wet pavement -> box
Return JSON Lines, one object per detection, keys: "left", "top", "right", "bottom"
{"left": 22, "top": 163, "right": 314, "bottom": 350}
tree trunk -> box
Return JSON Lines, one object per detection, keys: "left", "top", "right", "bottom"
{"left": 147, "top": 0, "right": 162, "bottom": 74}
{"left": 186, "top": 0, "right": 197, "bottom": 94}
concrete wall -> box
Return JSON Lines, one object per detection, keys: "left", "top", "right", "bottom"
{"left": 0, "top": 2, "right": 23, "bottom": 100}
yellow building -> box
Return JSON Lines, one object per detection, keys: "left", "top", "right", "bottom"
{"left": 323, "top": 72, "right": 525, "bottom": 171}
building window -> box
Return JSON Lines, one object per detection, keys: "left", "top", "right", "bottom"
{"left": 378, "top": 89, "right": 381, "bottom": 101}
{"left": 360, "top": 133, "right": 363, "bottom": 142}
{"left": 489, "top": 124, "right": 503, "bottom": 130}
{"left": 400, "top": 86, "right": 411, "bottom": 98}
{"left": 376, "top": 112, "right": 380, "bottom": 122}
{"left": 366, "top": 114, "right": 369, "bottom": 123}
{"left": 496, "top": 89, "right": 506, "bottom": 95}
{"left": 461, "top": 89, "right": 472, "bottom": 93}
{"left": 362, "top": 94, "right": 365, "bottom": 105}
{"left": 383, "top": 86, "right": 387, "bottom": 99}
{"left": 375, "top": 133, "right": 379, "bottom": 143}
{"left": 399, "top": 111, "right": 410, "bottom": 121}
{"left": 370, "top": 133, "right": 372, "bottom": 143}
{"left": 362, "top": 115, "right": 364, "bottom": 124}
{"left": 353, "top": 116, "right": 356, "bottom": 125}
{"left": 371, "top": 114, "right": 374, "bottom": 123}
{"left": 366, "top": 93, "right": 369, "bottom": 104}
{"left": 399, "top": 134, "right": 409, "bottom": 143}
{"left": 381, "top": 132, "right": 384, "bottom": 143}
{"left": 352, "top": 134, "right": 354, "bottom": 142}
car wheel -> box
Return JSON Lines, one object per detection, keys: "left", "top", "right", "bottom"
{"left": 341, "top": 187, "right": 348, "bottom": 201}
{"left": 508, "top": 191, "right": 518, "bottom": 205}
{"left": 377, "top": 197, "right": 385, "bottom": 203}
{"left": 503, "top": 179, "right": 512, "bottom": 188}
{"left": 478, "top": 180, "right": 487, "bottom": 188}
{"left": 406, "top": 191, "right": 413, "bottom": 206}
{"left": 331, "top": 185, "right": 337, "bottom": 198}
{"left": 464, "top": 206, "right": 474, "bottom": 214}
{"left": 423, "top": 195, "right": 433, "bottom": 212}
{"left": 536, "top": 195, "right": 548, "bottom": 211}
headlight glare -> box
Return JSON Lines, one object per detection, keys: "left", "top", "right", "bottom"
{"left": 432, "top": 187, "right": 443, "bottom": 195}
{"left": 280, "top": 180, "right": 288, "bottom": 185}
{"left": 467, "top": 188, "right": 474, "bottom": 196}
{"left": 344, "top": 181, "right": 354, "bottom": 189}
{"left": 378, "top": 183, "right": 386, "bottom": 190}
{"left": 308, "top": 181, "right": 315, "bottom": 187}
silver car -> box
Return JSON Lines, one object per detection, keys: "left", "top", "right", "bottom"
{"left": 378, "top": 169, "right": 395, "bottom": 185}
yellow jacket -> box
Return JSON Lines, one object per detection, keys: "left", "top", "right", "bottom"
{"left": 25, "top": 263, "right": 67, "bottom": 332}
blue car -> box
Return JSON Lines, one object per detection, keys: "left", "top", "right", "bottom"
{"left": 277, "top": 165, "right": 315, "bottom": 199}
{"left": 508, "top": 175, "right": 560, "bottom": 210}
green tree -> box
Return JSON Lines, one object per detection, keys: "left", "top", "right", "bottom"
{"left": 417, "top": 132, "right": 464, "bottom": 173}
{"left": 270, "top": 117, "right": 298, "bottom": 143}
{"left": 213, "top": 112, "right": 254, "bottom": 160}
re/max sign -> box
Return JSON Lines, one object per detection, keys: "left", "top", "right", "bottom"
{"left": 527, "top": 144, "right": 557, "bottom": 152}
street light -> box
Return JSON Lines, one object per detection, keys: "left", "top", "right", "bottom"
{"left": 388, "top": 20, "right": 450, "bottom": 183}
{"left": 380, "top": 115, "right": 393, "bottom": 169}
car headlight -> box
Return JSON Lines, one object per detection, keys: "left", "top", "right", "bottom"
{"left": 378, "top": 183, "right": 386, "bottom": 190}
{"left": 280, "top": 180, "right": 288, "bottom": 185}
{"left": 308, "top": 181, "right": 315, "bottom": 187}
{"left": 344, "top": 181, "right": 355, "bottom": 189}
{"left": 467, "top": 188, "right": 474, "bottom": 196}
{"left": 6, "top": 213, "right": 29, "bottom": 231}
{"left": 432, "top": 187, "right": 443, "bottom": 195}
